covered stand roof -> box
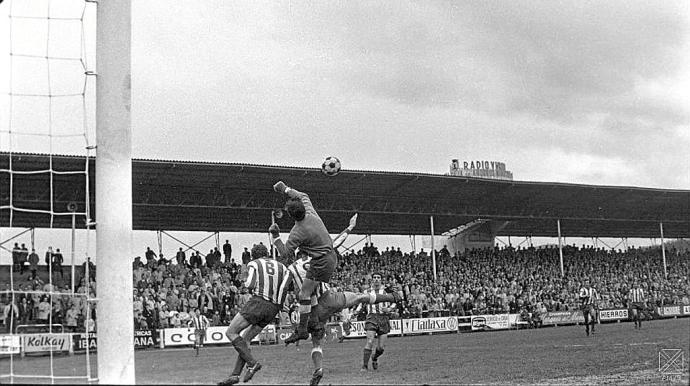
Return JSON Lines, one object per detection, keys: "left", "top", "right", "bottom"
{"left": 1, "top": 152, "right": 689, "bottom": 238}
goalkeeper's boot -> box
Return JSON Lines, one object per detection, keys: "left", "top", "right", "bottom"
{"left": 217, "top": 375, "right": 240, "bottom": 386}
{"left": 242, "top": 362, "right": 262, "bottom": 383}
{"left": 310, "top": 368, "right": 324, "bottom": 386}
{"left": 284, "top": 327, "right": 309, "bottom": 346}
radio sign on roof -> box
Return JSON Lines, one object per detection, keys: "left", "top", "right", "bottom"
{"left": 449, "top": 159, "right": 513, "bottom": 181}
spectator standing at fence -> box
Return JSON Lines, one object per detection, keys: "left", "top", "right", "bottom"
{"left": 18, "top": 296, "right": 32, "bottom": 326}
{"left": 224, "top": 240, "right": 232, "bottom": 264}
{"left": 28, "top": 248, "right": 40, "bottom": 280}
{"left": 3, "top": 299, "right": 19, "bottom": 333}
{"left": 36, "top": 296, "right": 51, "bottom": 325}
{"left": 18, "top": 243, "right": 29, "bottom": 275}
{"left": 52, "top": 248, "right": 64, "bottom": 279}
{"left": 579, "top": 279, "right": 598, "bottom": 336}
{"left": 190, "top": 251, "right": 202, "bottom": 269}
{"left": 145, "top": 247, "right": 156, "bottom": 264}
{"left": 176, "top": 248, "right": 187, "bottom": 267}
{"left": 12, "top": 243, "right": 21, "bottom": 273}
{"left": 241, "top": 247, "right": 251, "bottom": 265}
{"left": 44, "top": 246, "right": 53, "bottom": 269}
{"left": 65, "top": 304, "right": 79, "bottom": 332}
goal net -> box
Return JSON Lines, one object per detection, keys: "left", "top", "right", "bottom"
{"left": 1, "top": 0, "right": 133, "bottom": 383}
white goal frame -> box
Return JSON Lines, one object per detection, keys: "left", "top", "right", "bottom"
{"left": 95, "top": 0, "right": 135, "bottom": 383}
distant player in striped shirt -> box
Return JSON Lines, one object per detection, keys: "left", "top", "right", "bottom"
{"left": 187, "top": 308, "right": 210, "bottom": 356}
{"left": 357, "top": 272, "right": 397, "bottom": 371}
{"left": 629, "top": 281, "right": 646, "bottom": 329}
{"left": 218, "top": 244, "right": 292, "bottom": 386}
{"left": 579, "top": 279, "right": 598, "bottom": 336}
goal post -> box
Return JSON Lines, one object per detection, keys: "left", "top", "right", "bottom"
{"left": 95, "top": 0, "right": 135, "bottom": 383}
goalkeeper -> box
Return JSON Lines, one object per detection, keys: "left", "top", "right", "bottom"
{"left": 275, "top": 213, "right": 402, "bottom": 385}
{"left": 269, "top": 181, "right": 336, "bottom": 344}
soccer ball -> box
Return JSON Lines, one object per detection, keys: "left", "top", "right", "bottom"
{"left": 321, "top": 156, "right": 341, "bottom": 176}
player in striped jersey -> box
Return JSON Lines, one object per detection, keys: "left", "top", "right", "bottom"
{"left": 187, "top": 308, "right": 210, "bottom": 356}
{"left": 578, "top": 279, "right": 598, "bottom": 336}
{"left": 357, "top": 272, "right": 397, "bottom": 372}
{"left": 357, "top": 273, "right": 396, "bottom": 371}
{"left": 629, "top": 281, "right": 646, "bottom": 329}
{"left": 218, "top": 244, "right": 292, "bottom": 386}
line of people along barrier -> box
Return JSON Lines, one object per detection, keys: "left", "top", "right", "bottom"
{"left": 2, "top": 305, "right": 688, "bottom": 356}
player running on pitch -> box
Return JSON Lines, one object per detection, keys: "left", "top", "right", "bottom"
{"left": 269, "top": 181, "right": 337, "bottom": 344}
{"left": 357, "top": 272, "right": 397, "bottom": 372}
{"left": 217, "top": 244, "right": 292, "bottom": 386}
{"left": 187, "top": 308, "right": 210, "bottom": 356}
{"left": 579, "top": 278, "right": 599, "bottom": 336}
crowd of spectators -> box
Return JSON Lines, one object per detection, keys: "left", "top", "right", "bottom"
{"left": 2, "top": 239, "right": 689, "bottom": 333}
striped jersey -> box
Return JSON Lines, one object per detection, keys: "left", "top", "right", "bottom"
{"left": 188, "top": 314, "right": 209, "bottom": 330}
{"left": 288, "top": 256, "right": 330, "bottom": 298}
{"left": 361, "top": 286, "right": 393, "bottom": 315}
{"left": 245, "top": 258, "right": 292, "bottom": 306}
{"left": 579, "top": 287, "right": 598, "bottom": 305}
{"left": 629, "top": 288, "right": 645, "bottom": 303}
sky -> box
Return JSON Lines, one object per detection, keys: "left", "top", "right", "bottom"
{"left": 1, "top": 0, "right": 689, "bottom": 263}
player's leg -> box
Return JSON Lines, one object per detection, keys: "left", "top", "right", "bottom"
{"left": 219, "top": 323, "right": 264, "bottom": 386}
{"left": 362, "top": 330, "right": 376, "bottom": 371}
{"left": 307, "top": 313, "right": 326, "bottom": 386}
{"left": 371, "top": 317, "right": 390, "bottom": 370}
{"left": 582, "top": 307, "right": 590, "bottom": 336}
{"left": 372, "top": 333, "right": 387, "bottom": 370}
{"left": 225, "top": 314, "right": 259, "bottom": 374}
{"left": 195, "top": 330, "right": 201, "bottom": 356}
{"left": 590, "top": 307, "right": 596, "bottom": 333}
{"left": 310, "top": 337, "right": 325, "bottom": 386}
{"left": 295, "top": 278, "right": 320, "bottom": 337}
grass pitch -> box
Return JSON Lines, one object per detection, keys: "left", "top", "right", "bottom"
{"left": 2, "top": 318, "right": 689, "bottom": 385}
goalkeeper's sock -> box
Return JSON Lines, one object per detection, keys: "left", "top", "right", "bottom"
{"left": 363, "top": 348, "right": 372, "bottom": 367}
{"left": 231, "top": 337, "right": 256, "bottom": 367}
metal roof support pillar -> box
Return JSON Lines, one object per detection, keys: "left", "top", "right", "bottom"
{"left": 557, "top": 219, "right": 564, "bottom": 277}
{"left": 660, "top": 222, "right": 667, "bottom": 279}
{"left": 157, "top": 230, "right": 163, "bottom": 259}
{"left": 430, "top": 216, "right": 437, "bottom": 282}
{"left": 71, "top": 210, "right": 76, "bottom": 294}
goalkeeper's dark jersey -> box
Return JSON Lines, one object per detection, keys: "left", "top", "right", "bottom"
{"left": 279, "top": 189, "right": 333, "bottom": 260}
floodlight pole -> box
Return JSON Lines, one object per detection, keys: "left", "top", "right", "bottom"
{"left": 430, "top": 216, "right": 437, "bottom": 281}
{"left": 96, "top": 0, "right": 135, "bottom": 383}
{"left": 660, "top": 222, "right": 667, "bottom": 279}
{"left": 557, "top": 220, "right": 564, "bottom": 277}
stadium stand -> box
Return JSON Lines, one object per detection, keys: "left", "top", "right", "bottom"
{"left": 2, "top": 242, "right": 688, "bottom": 332}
